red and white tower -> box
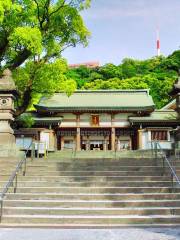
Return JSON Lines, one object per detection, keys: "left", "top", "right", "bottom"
{"left": 156, "top": 28, "right": 160, "bottom": 56}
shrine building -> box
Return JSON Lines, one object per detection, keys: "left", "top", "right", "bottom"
{"left": 15, "top": 90, "right": 179, "bottom": 151}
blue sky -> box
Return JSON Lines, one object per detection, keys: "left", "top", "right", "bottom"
{"left": 63, "top": 0, "right": 180, "bottom": 65}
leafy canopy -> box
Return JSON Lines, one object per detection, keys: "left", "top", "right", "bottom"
{"left": 67, "top": 51, "right": 180, "bottom": 108}
{"left": 0, "top": 0, "right": 91, "bottom": 115}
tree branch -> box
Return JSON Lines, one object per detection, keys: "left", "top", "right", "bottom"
{"left": 40, "top": 0, "right": 50, "bottom": 30}
{"left": 49, "top": 0, "right": 66, "bottom": 17}
{"left": 33, "top": 0, "right": 42, "bottom": 29}
{"left": 33, "top": 0, "right": 51, "bottom": 31}
{"left": 0, "top": 39, "right": 8, "bottom": 61}
{"left": 8, "top": 49, "right": 31, "bottom": 70}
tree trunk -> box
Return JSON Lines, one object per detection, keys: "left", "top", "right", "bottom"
{"left": 15, "top": 87, "right": 32, "bottom": 117}
{"left": 8, "top": 49, "right": 31, "bottom": 70}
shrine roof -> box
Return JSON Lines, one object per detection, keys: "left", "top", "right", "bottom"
{"left": 34, "top": 90, "right": 155, "bottom": 112}
{"left": 129, "top": 110, "right": 178, "bottom": 123}
{"left": 16, "top": 112, "right": 63, "bottom": 127}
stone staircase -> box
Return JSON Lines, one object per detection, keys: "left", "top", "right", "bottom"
{"left": 1, "top": 154, "right": 180, "bottom": 227}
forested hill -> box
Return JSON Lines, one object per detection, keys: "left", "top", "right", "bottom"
{"left": 66, "top": 50, "right": 180, "bottom": 109}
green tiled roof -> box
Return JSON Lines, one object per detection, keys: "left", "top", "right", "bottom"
{"left": 34, "top": 90, "right": 155, "bottom": 112}
{"left": 33, "top": 116, "right": 63, "bottom": 124}
{"left": 16, "top": 113, "right": 62, "bottom": 126}
{"left": 129, "top": 110, "right": 178, "bottom": 123}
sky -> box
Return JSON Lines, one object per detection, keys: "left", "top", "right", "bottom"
{"left": 62, "top": 0, "right": 180, "bottom": 65}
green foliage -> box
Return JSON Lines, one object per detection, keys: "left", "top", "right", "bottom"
{"left": 13, "top": 58, "right": 77, "bottom": 110}
{"left": 66, "top": 65, "right": 91, "bottom": 88}
{"left": 9, "top": 27, "right": 42, "bottom": 56}
{"left": 59, "top": 78, "right": 77, "bottom": 96}
{"left": 0, "top": 0, "right": 12, "bottom": 23}
{"left": 83, "top": 77, "right": 148, "bottom": 90}
{"left": 98, "top": 64, "right": 122, "bottom": 79}
{"left": 17, "top": 113, "right": 35, "bottom": 128}
{"left": 68, "top": 51, "right": 180, "bottom": 108}
{"left": 121, "top": 59, "right": 137, "bottom": 78}
{"left": 0, "top": 0, "right": 91, "bottom": 115}
{"left": 0, "top": 0, "right": 90, "bottom": 68}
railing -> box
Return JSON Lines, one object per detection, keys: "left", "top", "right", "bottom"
{"left": 0, "top": 142, "right": 35, "bottom": 222}
{"left": 63, "top": 146, "right": 76, "bottom": 159}
{"left": 151, "top": 141, "right": 180, "bottom": 192}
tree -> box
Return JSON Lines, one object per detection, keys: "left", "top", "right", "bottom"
{"left": 79, "top": 51, "right": 180, "bottom": 108}
{"left": 121, "top": 58, "right": 138, "bottom": 78}
{"left": 98, "top": 63, "right": 123, "bottom": 79}
{"left": 66, "top": 65, "right": 91, "bottom": 88}
{"left": 0, "top": 0, "right": 91, "bottom": 115}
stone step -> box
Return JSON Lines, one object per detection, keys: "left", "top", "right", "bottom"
{"left": 1, "top": 152, "right": 179, "bottom": 227}
{"left": 45, "top": 158, "right": 178, "bottom": 163}
{"left": 1, "top": 170, "right": 167, "bottom": 176}
{"left": 0, "top": 180, "right": 174, "bottom": 188}
{"left": 0, "top": 175, "right": 170, "bottom": 181}
{"left": 0, "top": 157, "right": 21, "bottom": 162}
{"left": 4, "top": 186, "right": 175, "bottom": 194}
{"left": 2, "top": 214, "right": 180, "bottom": 224}
{"left": 0, "top": 168, "right": 170, "bottom": 177}
{"left": 26, "top": 162, "right": 160, "bottom": 168}
{"left": 26, "top": 158, "right": 157, "bottom": 164}
{"left": 3, "top": 206, "right": 179, "bottom": 216}
{"left": 2, "top": 223, "right": 180, "bottom": 227}
{"left": 0, "top": 172, "right": 169, "bottom": 178}
{"left": 1, "top": 161, "right": 179, "bottom": 169}
{"left": 2, "top": 170, "right": 169, "bottom": 176}
{"left": 5, "top": 192, "right": 180, "bottom": 201}
{"left": 22, "top": 166, "right": 173, "bottom": 172}
{"left": 35, "top": 154, "right": 154, "bottom": 157}
{"left": 0, "top": 160, "right": 180, "bottom": 169}
{"left": 4, "top": 199, "right": 180, "bottom": 208}
{"left": 0, "top": 166, "right": 169, "bottom": 173}
{"left": 0, "top": 157, "right": 156, "bottom": 165}
{"left": 0, "top": 172, "right": 170, "bottom": 178}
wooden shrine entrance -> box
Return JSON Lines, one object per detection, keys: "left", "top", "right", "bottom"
{"left": 56, "top": 128, "right": 137, "bottom": 151}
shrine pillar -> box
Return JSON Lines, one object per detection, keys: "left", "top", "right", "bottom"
{"left": 138, "top": 128, "right": 144, "bottom": 150}
{"left": 76, "top": 114, "right": 81, "bottom": 151}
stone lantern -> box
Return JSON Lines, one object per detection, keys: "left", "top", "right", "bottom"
{"left": 0, "top": 69, "right": 17, "bottom": 148}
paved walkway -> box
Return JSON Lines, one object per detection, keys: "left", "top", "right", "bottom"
{"left": 0, "top": 228, "right": 180, "bottom": 240}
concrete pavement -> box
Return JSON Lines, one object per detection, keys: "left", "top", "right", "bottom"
{"left": 0, "top": 228, "right": 180, "bottom": 240}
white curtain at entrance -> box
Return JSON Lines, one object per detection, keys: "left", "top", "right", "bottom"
{"left": 40, "top": 132, "right": 50, "bottom": 150}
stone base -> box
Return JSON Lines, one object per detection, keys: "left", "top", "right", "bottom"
{"left": 0, "top": 132, "right": 15, "bottom": 145}
{"left": 0, "top": 144, "right": 23, "bottom": 158}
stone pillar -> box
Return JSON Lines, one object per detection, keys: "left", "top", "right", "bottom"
{"left": 0, "top": 69, "right": 17, "bottom": 147}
